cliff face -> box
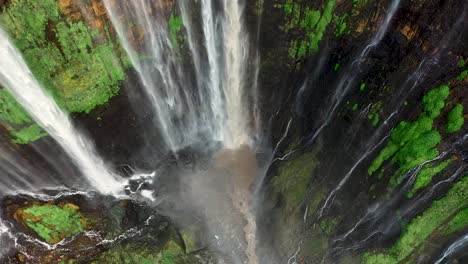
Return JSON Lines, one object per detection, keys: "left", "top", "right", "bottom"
{"left": 255, "top": 0, "right": 467, "bottom": 263}
{"left": 0, "top": 0, "right": 466, "bottom": 263}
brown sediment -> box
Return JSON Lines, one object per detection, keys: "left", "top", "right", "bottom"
{"left": 213, "top": 145, "right": 260, "bottom": 264}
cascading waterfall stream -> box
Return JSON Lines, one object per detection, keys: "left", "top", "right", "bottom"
{"left": 103, "top": 1, "right": 259, "bottom": 263}
{"left": 0, "top": 28, "right": 123, "bottom": 194}
{"left": 103, "top": 0, "right": 254, "bottom": 151}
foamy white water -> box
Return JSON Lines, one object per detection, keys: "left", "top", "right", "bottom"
{"left": 221, "top": 0, "right": 251, "bottom": 148}
{"left": 0, "top": 28, "right": 123, "bottom": 194}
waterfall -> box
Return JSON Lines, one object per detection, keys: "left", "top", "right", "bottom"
{"left": 435, "top": 234, "right": 468, "bottom": 264}
{"left": 306, "top": 0, "right": 401, "bottom": 146}
{"left": 103, "top": 0, "right": 254, "bottom": 151}
{"left": 221, "top": 0, "right": 250, "bottom": 148}
{"left": 0, "top": 28, "right": 123, "bottom": 194}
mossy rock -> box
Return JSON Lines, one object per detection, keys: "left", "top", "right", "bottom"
{"left": 14, "top": 203, "right": 88, "bottom": 244}
{"left": 91, "top": 240, "right": 201, "bottom": 264}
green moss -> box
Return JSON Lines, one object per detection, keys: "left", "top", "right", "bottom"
{"left": 408, "top": 160, "right": 451, "bottom": 197}
{"left": 334, "top": 63, "right": 340, "bottom": 71}
{"left": 458, "top": 59, "right": 466, "bottom": 68}
{"left": 319, "top": 218, "right": 338, "bottom": 235}
{"left": 368, "top": 85, "right": 450, "bottom": 180}
{"left": 160, "top": 240, "right": 185, "bottom": 264}
{"left": 446, "top": 104, "right": 464, "bottom": 133}
{"left": 0, "top": 89, "right": 31, "bottom": 125}
{"left": 457, "top": 69, "right": 468, "bottom": 80}
{"left": 445, "top": 207, "right": 468, "bottom": 235}
{"left": 367, "top": 113, "right": 379, "bottom": 126}
{"left": 169, "top": 14, "right": 183, "bottom": 49}
{"left": 92, "top": 243, "right": 160, "bottom": 264}
{"left": 11, "top": 124, "right": 47, "bottom": 144}
{"left": 359, "top": 82, "right": 366, "bottom": 92}
{"left": 334, "top": 14, "right": 348, "bottom": 36}
{"left": 17, "top": 203, "right": 86, "bottom": 244}
{"left": 272, "top": 152, "right": 316, "bottom": 213}
{"left": 0, "top": 0, "right": 126, "bottom": 114}
{"left": 422, "top": 85, "right": 450, "bottom": 119}
{"left": 277, "top": 0, "right": 337, "bottom": 58}
{"left": 91, "top": 239, "right": 198, "bottom": 264}
{"left": 363, "top": 176, "right": 468, "bottom": 263}
{"left": 0, "top": 89, "right": 47, "bottom": 143}
{"left": 352, "top": 103, "right": 359, "bottom": 111}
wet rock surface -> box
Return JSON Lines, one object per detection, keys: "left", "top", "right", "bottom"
{"left": 0, "top": 190, "right": 220, "bottom": 264}
{"left": 0, "top": 0, "right": 466, "bottom": 263}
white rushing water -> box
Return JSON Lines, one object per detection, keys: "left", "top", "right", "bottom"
{"left": 0, "top": 28, "right": 123, "bottom": 194}
{"left": 434, "top": 234, "right": 468, "bottom": 264}
{"left": 103, "top": 0, "right": 254, "bottom": 151}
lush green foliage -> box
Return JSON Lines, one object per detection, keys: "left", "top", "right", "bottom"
{"left": 446, "top": 104, "right": 464, "bottom": 133}
{"left": 444, "top": 207, "right": 468, "bottom": 235}
{"left": 272, "top": 152, "right": 315, "bottom": 213}
{"left": 408, "top": 159, "right": 451, "bottom": 197}
{"left": 11, "top": 124, "right": 48, "bottom": 144}
{"left": 276, "top": 0, "right": 337, "bottom": 58}
{"left": 0, "top": 89, "right": 46, "bottom": 143}
{"left": 0, "top": 89, "right": 31, "bottom": 125}
{"left": 19, "top": 203, "right": 86, "bottom": 244}
{"left": 368, "top": 85, "right": 450, "bottom": 182}
{"left": 363, "top": 175, "right": 468, "bottom": 263}
{"left": 0, "top": 0, "right": 125, "bottom": 114}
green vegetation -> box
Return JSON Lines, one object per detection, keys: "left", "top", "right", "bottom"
{"left": 0, "top": 89, "right": 46, "bottom": 143}
{"left": 408, "top": 159, "right": 451, "bottom": 197}
{"left": 458, "top": 59, "right": 466, "bottom": 68}
{"left": 444, "top": 207, "right": 468, "bottom": 235}
{"left": 0, "top": 0, "right": 126, "bottom": 115}
{"left": 0, "top": 0, "right": 129, "bottom": 143}
{"left": 458, "top": 69, "right": 468, "bottom": 80}
{"left": 11, "top": 124, "right": 48, "bottom": 144}
{"left": 333, "top": 0, "right": 370, "bottom": 37}
{"left": 15, "top": 203, "right": 87, "bottom": 244}
{"left": 168, "top": 14, "right": 183, "bottom": 49}
{"left": 446, "top": 104, "right": 464, "bottom": 133}
{"left": 359, "top": 82, "right": 366, "bottom": 92}
{"left": 334, "top": 63, "right": 340, "bottom": 71}
{"left": 319, "top": 218, "right": 338, "bottom": 235}
{"left": 352, "top": 103, "right": 359, "bottom": 111}
{"left": 368, "top": 113, "right": 379, "bottom": 126}
{"left": 272, "top": 152, "right": 315, "bottom": 213}
{"left": 334, "top": 14, "right": 348, "bottom": 36}
{"left": 91, "top": 240, "right": 196, "bottom": 264}
{"left": 276, "top": 0, "right": 337, "bottom": 58}
{"left": 368, "top": 85, "right": 450, "bottom": 182}
{"left": 0, "top": 89, "right": 31, "bottom": 125}
{"left": 363, "top": 175, "right": 468, "bottom": 264}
